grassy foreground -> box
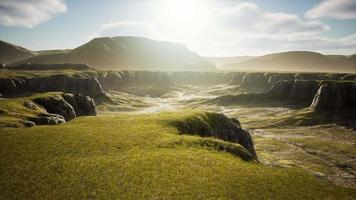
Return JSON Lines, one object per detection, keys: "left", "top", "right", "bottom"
{"left": 0, "top": 111, "right": 355, "bottom": 199}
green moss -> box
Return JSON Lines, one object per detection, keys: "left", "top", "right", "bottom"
{"left": 0, "top": 92, "right": 64, "bottom": 127}
{"left": 0, "top": 112, "right": 354, "bottom": 199}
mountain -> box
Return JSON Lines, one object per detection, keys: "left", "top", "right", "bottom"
{"left": 0, "top": 40, "right": 36, "bottom": 64}
{"left": 221, "top": 51, "right": 356, "bottom": 73}
{"left": 16, "top": 36, "right": 215, "bottom": 71}
{"left": 206, "top": 56, "right": 254, "bottom": 68}
{"left": 35, "top": 49, "right": 71, "bottom": 55}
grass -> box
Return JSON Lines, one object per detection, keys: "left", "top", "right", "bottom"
{"left": 0, "top": 111, "right": 355, "bottom": 199}
{"left": 96, "top": 91, "right": 151, "bottom": 112}
{"left": 0, "top": 69, "right": 98, "bottom": 79}
{"left": 0, "top": 92, "right": 65, "bottom": 128}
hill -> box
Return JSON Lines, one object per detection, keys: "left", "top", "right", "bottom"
{"left": 16, "top": 36, "right": 215, "bottom": 71}
{"left": 0, "top": 110, "right": 354, "bottom": 199}
{"left": 221, "top": 51, "right": 356, "bottom": 73}
{"left": 0, "top": 40, "right": 36, "bottom": 64}
{"left": 206, "top": 56, "right": 254, "bottom": 68}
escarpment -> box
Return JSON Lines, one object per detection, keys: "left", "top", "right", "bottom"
{"left": 0, "top": 75, "right": 104, "bottom": 98}
{"left": 311, "top": 82, "right": 356, "bottom": 112}
{"left": 214, "top": 80, "right": 320, "bottom": 106}
{"left": 230, "top": 72, "right": 345, "bottom": 93}
{"left": 171, "top": 112, "right": 257, "bottom": 159}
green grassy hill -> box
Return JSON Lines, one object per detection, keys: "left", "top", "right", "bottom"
{"left": 0, "top": 111, "right": 354, "bottom": 199}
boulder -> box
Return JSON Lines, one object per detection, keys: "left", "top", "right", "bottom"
{"left": 33, "top": 96, "right": 76, "bottom": 121}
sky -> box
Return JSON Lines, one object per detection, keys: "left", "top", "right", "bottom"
{"left": 0, "top": 0, "right": 355, "bottom": 56}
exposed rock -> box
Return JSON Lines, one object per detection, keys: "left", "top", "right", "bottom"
{"left": 266, "top": 80, "right": 319, "bottom": 104}
{"left": 213, "top": 80, "right": 319, "bottom": 107}
{"left": 33, "top": 96, "right": 76, "bottom": 121}
{"left": 9, "top": 63, "right": 91, "bottom": 70}
{"left": 63, "top": 94, "right": 97, "bottom": 116}
{"left": 23, "top": 100, "right": 41, "bottom": 110}
{"left": 311, "top": 82, "right": 356, "bottom": 112}
{"left": 32, "top": 93, "right": 97, "bottom": 123}
{"left": 20, "top": 120, "right": 36, "bottom": 127}
{"left": 0, "top": 75, "right": 104, "bottom": 98}
{"left": 29, "top": 113, "right": 66, "bottom": 125}
{"left": 239, "top": 73, "right": 272, "bottom": 93}
{"left": 171, "top": 112, "right": 257, "bottom": 159}
{"left": 27, "top": 75, "right": 104, "bottom": 97}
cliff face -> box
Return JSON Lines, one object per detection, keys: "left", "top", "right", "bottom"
{"left": 266, "top": 80, "right": 319, "bottom": 104}
{"left": 0, "top": 75, "right": 104, "bottom": 98}
{"left": 311, "top": 82, "right": 356, "bottom": 112}
{"left": 214, "top": 80, "right": 320, "bottom": 106}
{"left": 231, "top": 72, "right": 343, "bottom": 93}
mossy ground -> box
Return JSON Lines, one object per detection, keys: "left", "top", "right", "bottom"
{"left": 1, "top": 111, "right": 355, "bottom": 199}
{"left": 0, "top": 92, "right": 64, "bottom": 127}
{"left": 225, "top": 106, "right": 356, "bottom": 186}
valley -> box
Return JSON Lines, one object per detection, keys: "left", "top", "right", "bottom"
{"left": 1, "top": 67, "right": 355, "bottom": 199}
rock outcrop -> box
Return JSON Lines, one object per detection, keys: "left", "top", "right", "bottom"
{"left": 32, "top": 93, "right": 96, "bottom": 124}
{"left": 311, "top": 82, "right": 356, "bottom": 112}
{"left": 0, "top": 75, "right": 104, "bottom": 98}
{"left": 230, "top": 72, "right": 345, "bottom": 93}
{"left": 171, "top": 112, "right": 257, "bottom": 158}
{"left": 28, "top": 113, "right": 66, "bottom": 125}
{"left": 63, "top": 94, "right": 97, "bottom": 116}
{"left": 214, "top": 80, "right": 319, "bottom": 106}
{"left": 8, "top": 63, "right": 91, "bottom": 70}
{"left": 266, "top": 80, "right": 319, "bottom": 104}
{"left": 33, "top": 96, "right": 76, "bottom": 121}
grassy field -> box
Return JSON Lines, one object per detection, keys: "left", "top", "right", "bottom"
{"left": 0, "top": 111, "right": 355, "bottom": 199}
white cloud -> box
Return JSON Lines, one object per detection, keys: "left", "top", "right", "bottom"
{"left": 0, "top": 0, "right": 67, "bottom": 28}
{"left": 306, "top": 0, "right": 356, "bottom": 19}
{"left": 87, "top": 21, "right": 158, "bottom": 41}
{"left": 216, "top": 2, "right": 329, "bottom": 37}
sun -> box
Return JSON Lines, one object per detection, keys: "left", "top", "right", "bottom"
{"left": 152, "top": 0, "right": 212, "bottom": 41}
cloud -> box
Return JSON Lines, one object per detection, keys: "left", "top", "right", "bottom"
{"left": 0, "top": 0, "right": 67, "bottom": 28}
{"left": 89, "top": 2, "right": 356, "bottom": 55}
{"left": 216, "top": 2, "right": 329, "bottom": 37}
{"left": 87, "top": 21, "right": 158, "bottom": 41}
{"left": 306, "top": 0, "right": 356, "bottom": 19}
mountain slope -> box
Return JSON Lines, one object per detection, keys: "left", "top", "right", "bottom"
{"left": 222, "top": 51, "right": 356, "bottom": 73}
{"left": 0, "top": 40, "right": 36, "bottom": 64}
{"left": 206, "top": 56, "right": 254, "bottom": 68}
{"left": 17, "top": 36, "right": 215, "bottom": 71}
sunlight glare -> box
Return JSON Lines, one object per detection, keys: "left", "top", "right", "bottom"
{"left": 153, "top": 0, "right": 212, "bottom": 42}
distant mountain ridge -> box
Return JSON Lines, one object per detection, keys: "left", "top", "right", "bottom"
{"left": 0, "top": 40, "right": 36, "bottom": 64}
{"left": 15, "top": 36, "right": 215, "bottom": 71}
{"left": 219, "top": 51, "right": 356, "bottom": 73}
{"left": 1, "top": 38, "right": 355, "bottom": 72}
{"left": 206, "top": 56, "right": 254, "bottom": 68}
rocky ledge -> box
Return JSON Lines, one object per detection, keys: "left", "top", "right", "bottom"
{"left": 0, "top": 74, "right": 104, "bottom": 98}
{"left": 30, "top": 93, "right": 97, "bottom": 125}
